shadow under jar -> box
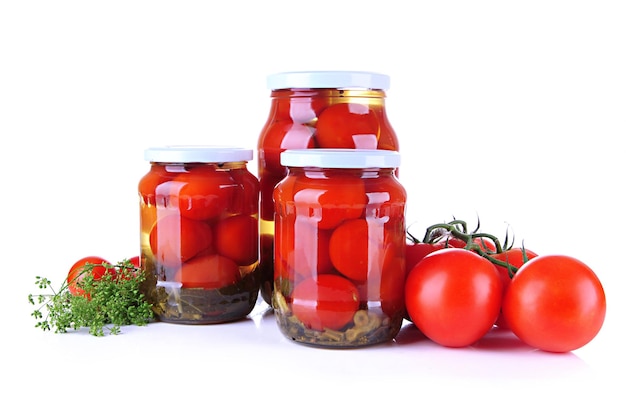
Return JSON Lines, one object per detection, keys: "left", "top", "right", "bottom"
{"left": 273, "top": 149, "right": 406, "bottom": 348}
{"left": 257, "top": 71, "right": 400, "bottom": 305}
{"left": 138, "top": 145, "right": 260, "bottom": 324}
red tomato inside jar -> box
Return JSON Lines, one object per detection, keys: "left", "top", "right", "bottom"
{"left": 273, "top": 149, "right": 406, "bottom": 348}
{"left": 139, "top": 145, "right": 260, "bottom": 324}
{"left": 257, "top": 71, "right": 400, "bottom": 305}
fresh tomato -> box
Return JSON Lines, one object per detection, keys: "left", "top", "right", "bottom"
{"left": 214, "top": 214, "right": 258, "bottom": 266}
{"left": 436, "top": 235, "right": 467, "bottom": 249}
{"left": 128, "top": 255, "right": 141, "bottom": 268}
{"left": 174, "top": 254, "right": 240, "bottom": 289}
{"left": 403, "top": 242, "right": 446, "bottom": 322}
{"left": 404, "top": 248, "right": 502, "bottom": 347}
{"left": 491, "top": 247, "right": 538, "bottom": 328}
{"left": 315, "top": 103, "right": 380, "bottom": 149}
{"left": 502, "top": 255, "right": 606, "bottom": 353}
{"left": 172, "top": 166, "right": 237, "bottom": 221}
{"left": 405, "top": 242, "right": 444, "bottom": 276}
{"left": 149, "top": 215, "right": 213, "bottom": 266}
{"left": 67, "top": 256, "right": 115, "bottom": 297}
{"left": 291, "top": 274, "right": 360, "bottom": 331}
{"left": 472, "top": 237, "right": 497, "bottom": 252}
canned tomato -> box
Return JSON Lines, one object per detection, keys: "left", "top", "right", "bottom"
{"left": 138, "top": 145, "right": 260, "bottom": 324}
{"left": 257, "top": 71, "right": 400, "bottom": 305}
{"left": 273, "top": 149, "right": 406, "bottom": 348}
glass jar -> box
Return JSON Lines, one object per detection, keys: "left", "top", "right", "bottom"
{"left": 273, "top": 149, "right": 406, "bottom": 348}
{"left": 257, "top": 70, "right": 400, "bottom": 305}
{"left": 138, "top": 145, "right": 260, "bottom": 324}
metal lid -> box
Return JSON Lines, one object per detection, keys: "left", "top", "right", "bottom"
{"left": 144, "top": 145, "right": 253, "bottom": 163}
{"left": 280, "top": 149, "right": 400, "bottom": 169}
{"left": 267, "top": 71, "right": 390, "bottom": 91}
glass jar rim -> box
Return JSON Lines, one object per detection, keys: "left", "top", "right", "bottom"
{"left": 267, "top": 71, "right": 390, "bottom": 91}
{"left": 144, "top": 145, "right": 253, "bottom": 163}
{"left": 280, "top": 149, "right": 400, "bottom": 169}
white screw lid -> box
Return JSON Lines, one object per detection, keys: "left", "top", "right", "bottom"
{"left": 280, "top": 149, "right": 400, "bottom": 169}
{"left": 267, "top": 71, "right": 390, "bottom": 91}
{"left": 144, "top": 145, "right": 253, "bottom": 163}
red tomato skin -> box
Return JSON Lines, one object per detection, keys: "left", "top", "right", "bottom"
{"left": 328, "top": 219, "right": 370, "bottom": 282}
{"left": 67, "top": 256, "right": 115, "bottom": 297}
{"left": 357, "top": 242, "right": 406, "bottom": 316}
{"left": 229, "top": 168, "right": 260, "bottom": 217}
{"left": 315, "top": 103, "right": 380, "bottom": 149}
{"left": 214, "top": 214, "right": 259, "bottom": 266}
{"left": 276, "top": 216, "right": 333, "bottom": 281}
{"left": 437, "top": 236, "right": 466, "bottom": 249}
{"left": 404, "top": 248, "right": 502, "bottom": 347}
{"left": 292, "top": 173, "right": 367, "bottom": 230}
{"left": 148, "top": 215, "right": 213, "bottom": 267}
{"left": 290, "top": 274, "right": 360, "bottom": 331}
{"left": 138, "top": 164, "right": 173, "bottom": 205}
{"left": 491, "top": 248, "right": 538, "bottom": 328}
{"left": 472, "top": 237, "right": 497, "bottom": 252}
{"left": 258, "top": 121, "right": 316, "bottom": 175}
{"left": 405, "top": 242, "right": 444, "bottom": 276}
{"left": 174, "top": 254, "right": 240, "bottom": 289}
{"left": 173, "top": 167, "right": 237, "bottom": 221}
{"left": 128, "top": 256, "right": 141, "bottom": 268}
{"left": 502, "top": 255, "right": 606, "bottom": 353}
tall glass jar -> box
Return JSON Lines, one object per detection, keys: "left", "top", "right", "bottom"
{"left": 273, "top": 149, "right": 406, "bottom": 348}
{"left": 257, "top": 71, "right": 400, "bottom": 305}
{"left": 138, "top": 145, "right": 260, "bottom": 324}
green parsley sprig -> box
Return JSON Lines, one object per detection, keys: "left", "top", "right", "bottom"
{"left": 28, "top": 259, "right": 154, "bottom": 336}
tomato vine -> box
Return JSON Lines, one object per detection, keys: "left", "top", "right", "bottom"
{"left": 407, "top": 218, "right": 533, "bottom": 276}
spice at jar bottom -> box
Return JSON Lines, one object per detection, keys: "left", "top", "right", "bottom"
{"left": 272, "top": 148, "right": 406, "bottom": 348}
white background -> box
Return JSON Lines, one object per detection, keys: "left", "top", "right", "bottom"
{"left": 2, "top": 1, "right": 624, "bottom": 410}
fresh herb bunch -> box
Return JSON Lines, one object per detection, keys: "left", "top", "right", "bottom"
{"left": 28, "top": 259, "right": 154, "bottom": 336}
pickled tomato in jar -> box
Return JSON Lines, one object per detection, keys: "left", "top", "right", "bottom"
{"left": 138, "top": 146, "right": 260, "bottom": 324}
{"left": 257, "top": 71, "right": 400, "bottom": 305}
{"left": 273, "top": 149, "right": 406, "bottom": 348}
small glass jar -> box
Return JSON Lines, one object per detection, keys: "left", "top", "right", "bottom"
{"left": 273, "top": 149, "right": 406, "bottom": 348}
{"left": 138, "top": 145, "right": 260, "bottom": 324}
{"left": 257, "top": 71, "right": 400, "bottom": 305}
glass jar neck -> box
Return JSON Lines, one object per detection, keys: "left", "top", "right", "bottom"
{"left": 151, "top": 161, "right": 248, "bottom": 171}
{"left": 270, "top": 88, "right": 387, "bottom": 100}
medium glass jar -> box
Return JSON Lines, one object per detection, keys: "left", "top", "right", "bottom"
{"left": 257, "top": 71, "right": 400, "bottom": 305}
{"left": 138, "top": 145, "right": 260, "bottom": 324}
{"left": 273, "top": 149, "right": 406, "bottom": 348}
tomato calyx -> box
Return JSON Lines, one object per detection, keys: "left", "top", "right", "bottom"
{"left": 407, "top": 218, "right": 531, "bottom": 278}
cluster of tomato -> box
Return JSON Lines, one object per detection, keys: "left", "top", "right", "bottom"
{"left": 403, "top": 221, "right": 606, "bottom": 353}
